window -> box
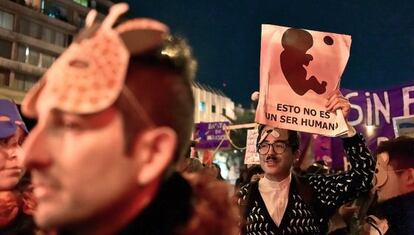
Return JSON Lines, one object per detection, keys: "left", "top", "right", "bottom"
{"left": 222, "top": 108, "right": 226, "bottom": 116}
{"left": 17, "top": 45, "right": 26, "bottom": 63}
{"left": 0, "top": 68, "right": 10, "bottom": 87}
{"left": 212, "top": 105, "right": 216, "bottom": 113}
{"left": 199, "top": 101, "right": 206, "bottom": 112}
{"left": 54, "top": 31, "right": 66, "bottom": 47}
{"left": 13, "top": 73, "right": 38, "bottom": 91}
{"left": 19, "top": 18, "right": 41, "bottom": 39}
{"left": 73, "top": 0, "right": 89, "bottom": 7}
{"left": 41, "top": 26, "right": 68, "bottom": 47}
{"left": 43, "top": 2, "right": 69, "bottom": 22}
{"left": 39, "top": 53, "right": 55, "bottom": 68}
{"left": 41, "top": 27, "right": 54, "bottom": 44}
{"left": 28, "top": 49, "right": 40, "bottom": 66}
{"left": 0, "top": 10, "right": 14, "bottom": 30}
{"left": 17, "top": 45, "right": 56, "bottom": 68}
{"left": 0, "top": 39, "right": 12, "bottom": 59}
{"left": 17, "top": 46, "right": 40, "bottom": 66}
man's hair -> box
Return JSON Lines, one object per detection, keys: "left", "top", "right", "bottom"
{"left": 115, "top": 36, "right": 197, "bottom": 163}
{"left": 376, "top": 136, "right": 414, "bottom": 170}
{"left": 256, "top": 124, "right": 300, "bottom": 153}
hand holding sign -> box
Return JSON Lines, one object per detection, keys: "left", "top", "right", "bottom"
{"left": 326, "top": 90, "right": 351, "bottom": 120}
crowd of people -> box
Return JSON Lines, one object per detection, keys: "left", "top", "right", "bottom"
{"left": 0, "top": 3, "right": 413, "bottom": 235}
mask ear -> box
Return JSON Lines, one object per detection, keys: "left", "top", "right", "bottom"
{"left": 131, "top": 127, "right": 177, "bottom": 186}
{"left": 374, "top": 153, "right": 389, "bottom": 189}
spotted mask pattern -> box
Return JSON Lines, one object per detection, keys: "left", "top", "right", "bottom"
{"left": 22, "top": 3, "right": 169, "bottom": 117}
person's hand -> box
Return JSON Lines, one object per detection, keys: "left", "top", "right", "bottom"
{"left": 339, "top": 202, "right": 359, "bottom": 221}
{"left": 250, "top": 173, "right": 264, "bottom": 182}
{"left": 325, "top": 90, "right": 350, "bottom": 120}
{"left": 326, "top": 90, "right": 356, "bottom": 137}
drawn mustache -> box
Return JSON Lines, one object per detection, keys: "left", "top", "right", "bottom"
{"left": 265, "top": 156, "right": 278, "bottom": 162}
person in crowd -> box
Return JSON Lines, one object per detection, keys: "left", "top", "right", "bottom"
{"left": 177, "top": 157, "right": 204, "bottom": 174}
{"left": 0, "top": 99, "right": 38, "bottom": 235}
{"left": 362, "top": 136, "right": 414, "bottom": 235}
{"left": 234, "top": 165, "right": 264, "bottom": 195}
{"left": 21, "top": 3, "right": 238, "bottom": 235}
{"left": 202, "top": 163, "right": 225, "bottom": 180}
{"left": 237, "top": 91, "right": 375, "bottom": 235}
{"left": 245, "top": 165, "right": 264, "bottom": 183}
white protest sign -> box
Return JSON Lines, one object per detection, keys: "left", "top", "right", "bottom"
{"left": 256, "top": 24, "right": 351, "bottom": 136}
{"left": 244, "top": 128, "right": 260, "bottom": 164}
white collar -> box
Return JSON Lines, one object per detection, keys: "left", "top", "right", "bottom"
{"left": 260, "top": 174, "right": 291, "bottom": 190}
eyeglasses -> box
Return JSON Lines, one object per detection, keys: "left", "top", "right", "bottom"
{"left": 257, "top": 141, "right": 289, "bottom": 155}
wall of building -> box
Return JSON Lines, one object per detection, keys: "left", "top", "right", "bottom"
{"left": 0, "top": 1, "right": 237, "bottom": 126}
{"left": 192, "top": 81, "right": 235, "bottom": 123}
{"left": 0, "top": 0, "right": 111, "bottom": 102}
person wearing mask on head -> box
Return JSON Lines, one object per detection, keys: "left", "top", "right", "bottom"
{"left": 21, "top": 3, "right": 238, "bottom": 235}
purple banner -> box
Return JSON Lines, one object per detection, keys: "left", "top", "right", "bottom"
{"left": 313, "top": 82, "right": 414, "bottom": 169}
{"left": 194, "top": 122, "right": 230, "bottom": 149}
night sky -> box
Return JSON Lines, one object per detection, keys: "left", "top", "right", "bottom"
{"left": 123, "top": 0, "right": 413, "bottom": 107}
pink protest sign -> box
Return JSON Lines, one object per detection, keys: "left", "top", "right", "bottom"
{"left": 256, "top": 24, "right": 351, "bottom": 136}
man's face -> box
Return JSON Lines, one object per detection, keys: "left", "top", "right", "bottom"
{"left": 374, "top": 152, "right": 404, "bottom": 202}
{"left": 258, "top": 127, "right": 295, "bottom": 181}
{"left": 22, "top": 105, "right": 141, "bottom": 229}
{"left": 0, "top": 127, "right": 26, "bottom": 190}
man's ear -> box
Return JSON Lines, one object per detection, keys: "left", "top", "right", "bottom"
{"left": 132, "top": 127, "right": 177, "bottom": 186}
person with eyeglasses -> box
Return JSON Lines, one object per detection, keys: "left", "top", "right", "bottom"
{"left": 237, "top": 90, "right": 375, "bottom": 235}
{"left": 361, "top": 136, "right": 414, "bottom": 235}
{"left": 20, "top": 4, "right": 239, "bottom": 235}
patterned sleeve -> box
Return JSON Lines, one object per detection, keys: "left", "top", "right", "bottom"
{"left": 307, "top": 133, "right": 375, "bottom": 210}
{"left": 236, "top": 184, "right": 250, "bottom": 208}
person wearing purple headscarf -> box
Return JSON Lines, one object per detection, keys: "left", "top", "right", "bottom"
{"left": 0, "top": 99, "right": 39, "bottom": 235}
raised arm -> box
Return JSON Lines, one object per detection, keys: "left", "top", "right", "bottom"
{"left": 307, "top": 90, "right": 375, "bottom": 209}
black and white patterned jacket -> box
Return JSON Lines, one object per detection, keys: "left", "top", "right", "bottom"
{"left": 237, "top": 133, "right": 375, "bottom": 235}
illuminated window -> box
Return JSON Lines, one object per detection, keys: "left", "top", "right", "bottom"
{"left": 73, "top": 0, "right": 88, "bottom": 7}
{"left": 199, "top": 101, "right": 206, "bottom": 112}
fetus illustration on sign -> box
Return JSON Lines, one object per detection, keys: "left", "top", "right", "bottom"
{"left": 280, "top": 28, "right": 333, "bottom": 96}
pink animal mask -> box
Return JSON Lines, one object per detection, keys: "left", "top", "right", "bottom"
{"left": 22, "top": 3, "right": 169, "bottom": 117}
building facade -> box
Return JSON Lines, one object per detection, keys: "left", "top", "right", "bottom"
{"left": 0, "top": 0, "right": 113, "bottom": 103}
{"left": 192, "top": 81, "right": 235, "bottom": 123}
{"left": 0, "top": 0, "right": 237, "bottom": 125}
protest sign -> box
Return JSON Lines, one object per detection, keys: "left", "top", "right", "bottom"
{"left": 194, "top": 122, "right": 230, "bottom": 149}
{"left": 244, "top": 128, "right": 260, "bottom": 164}
{"left": 256, "top": 24, "right": 351, "bottom": 136}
